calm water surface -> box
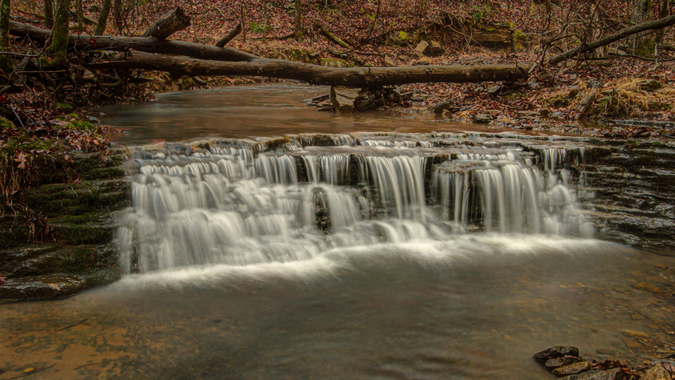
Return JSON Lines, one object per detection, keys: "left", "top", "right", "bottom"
{"left": 1, "top": 85, "right": 674, "bottom": 380}
{"left": 100, "top": 85, "right": 505, "bottom": 145}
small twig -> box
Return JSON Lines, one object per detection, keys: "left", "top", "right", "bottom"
{"left": 55, "top": 318, "right": 88, "bottom": 332}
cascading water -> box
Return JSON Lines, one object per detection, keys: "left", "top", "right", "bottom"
{"left": 116, "top": 132, "right": 595, "bottom": 274}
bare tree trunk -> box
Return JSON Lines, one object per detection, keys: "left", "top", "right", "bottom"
{"left": 656, "top": 0, "right": 670, "bottom": 43}
{"left": 10, "top": 19, "right": 258, "bottom": 61}
{"left": 629, "top": 0, "right": 652, "bottom": 51}
{"left": 94, "top": 0, "right": 111, "bottom": 35}
{"left": 76, "top": 0, "right": 83, "bottom": 32}
{"left": 215, "top": 23, "right": 241, "bottom": 47}
{"left": 240, "top": 0, "right": 245, "bottom": 41}
{"left": 294, "top": 0, "right": 302, "bottom": 40}
{"left": 44, "top": 0, "right": 53, "bottom": 28}
{"left": 113, "top": 0, "right": 122, "bottom": 34}
{"left": 0, "top": 0, "right": 10, "bottom": 71}
{"left": 549, "top": 12, "right": 675, "bottom": 64}
{"left": 141, "top": 7, "right": 190, "bottom": 39}
{"left": 48, "top": 0, "right": 70, "bottom": 65}
{"left": 262, "top": 0, "right": 268, "bottom": 40}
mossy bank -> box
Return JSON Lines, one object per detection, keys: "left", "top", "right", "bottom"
{"left": 0, "top": 150, "right": 129, "bottom": 303}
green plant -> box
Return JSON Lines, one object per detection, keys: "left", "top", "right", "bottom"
{"left": 469, "top": 5, "right": 493, "bottom": 24}
{"left": 249, "top": 22, "right": 270, "bottom": 34}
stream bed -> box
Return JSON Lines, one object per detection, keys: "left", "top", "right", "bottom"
{"left": 1, "top": 85, "right": 674, "bottom": 380}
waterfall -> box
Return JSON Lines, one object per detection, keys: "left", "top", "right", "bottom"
{"left": 117, "top": 132, "right": 595, "bottom": 273}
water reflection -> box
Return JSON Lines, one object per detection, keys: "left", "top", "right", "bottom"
{"left": 99, "top": 85, "right": 501, "bottom": 145}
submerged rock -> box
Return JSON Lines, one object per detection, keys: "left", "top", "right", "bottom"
{"left": 533, "top": 346, "right": 580, "bottom": 362}
{"left": 632, "top": 282, "right": 664, "bottom": 293}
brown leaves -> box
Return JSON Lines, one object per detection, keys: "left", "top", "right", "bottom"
{"left": 14, "top": 152, "right": 28, "bottom": 169}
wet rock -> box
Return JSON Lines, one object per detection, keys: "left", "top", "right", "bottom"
{"left": 534, "top": 346, "right": 580, "bottom": 362}
{"left": 330, "top": 86, "right": 359, "bottom": 114}
{"left": 304, "top": 94, "right": 330, "bottom": 105}
{"left": 632, "top": 282, "right": 663, "bottom": 293}
{"left": 553, "top": 361, "right": 592, "bottom": 376}
{"left": 433, "top": 101, "right": 453, "bottom": 114}
{"left": 561, "top": 368, "right": 623, "bottom": 380}
{"left": 473, "top": 114, "right": 494, "bottom": 124}
{"left": 642, "top": 364, "right": 671, "bottom": 380}
{"left": 639, "top": 79, "right": 662, "bottom": 92}
{"left": 546, "top": 356, "right": 586, "bottom": 369}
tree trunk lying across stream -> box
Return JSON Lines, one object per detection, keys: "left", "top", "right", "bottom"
{"left": 9, "top": 20, "right": 527, "bottom": 87}
{"left": 88, "top": 50, "right": 527, "bottom": 87}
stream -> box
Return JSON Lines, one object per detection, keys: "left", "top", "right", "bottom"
{"left": 1, "top": 85, "right": 674, "bottom": 380}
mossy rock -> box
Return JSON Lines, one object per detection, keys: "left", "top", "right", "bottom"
{"left": 56, "top": 102, "right": 75, "bottom": 111}
{"left": 0, "top": 268, "right": 121, "bottom": 303}
{"left": 0, "top": 244, "right": 118, "bottom": 277}
{"left": 0, "top": 117, "right": 15, "bottom": 130}
{"left": 21, "top": 179, "right": 128, "bottom": 218}
{"left": 320, "top": 58, "right": 347, "bottom": 68}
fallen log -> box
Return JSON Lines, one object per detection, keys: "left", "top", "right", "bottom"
{"left": 87, "top": 50, "right": 527, "bottom": 87}
{"left": 549, "top": 13, "right": 675, "bottom": 64}
{"left": 141, "top": 7, "right": 191, "bottom": 39}
{"left": 9, "top": 20, "right": 258, "bottom": 62}
{"left": 216, "top": 23, "right": 242, "bottom": 47}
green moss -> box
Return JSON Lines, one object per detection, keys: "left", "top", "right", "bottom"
{"left": 0, "top": 117, "right": 13, "bottom": 130}
{"left": 56, "top": 102, "right": 74, "bottom": 111}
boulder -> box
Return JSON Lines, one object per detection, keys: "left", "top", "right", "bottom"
{"left": 330, "top": 86, "right": 360, "bottom": 114}
{"left": 533, "top": 346, "right": 580, "bottom": 362}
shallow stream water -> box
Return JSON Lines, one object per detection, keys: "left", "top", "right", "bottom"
{"left": 1, "top": 85, "right": 674, "bottom": 380}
